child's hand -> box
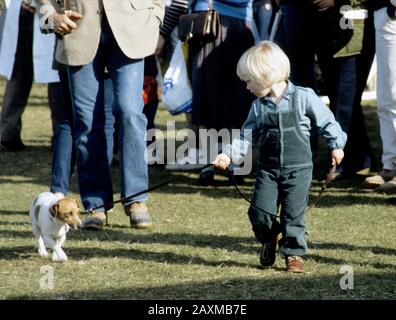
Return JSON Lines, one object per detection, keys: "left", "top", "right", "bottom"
{"left": 331, "top": 149, "right": 344, "bottom": 166}
{"left": 212, "top": 154, "right": 231, "bottom": 170}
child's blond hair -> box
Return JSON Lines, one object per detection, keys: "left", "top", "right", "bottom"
{"left": 237, "top": 41, "right": 290, "bottom": 88}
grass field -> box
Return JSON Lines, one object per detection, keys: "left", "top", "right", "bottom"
{"left": 0, "top": 80, "right": 395, "bottom": 300}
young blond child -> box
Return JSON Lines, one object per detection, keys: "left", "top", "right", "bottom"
{"left": 213, "top": 41, "right": 347, "bottom": 273}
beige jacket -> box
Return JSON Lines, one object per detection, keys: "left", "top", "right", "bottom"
{"left": 35, "top": 0, "right": 165, "bottom": 66}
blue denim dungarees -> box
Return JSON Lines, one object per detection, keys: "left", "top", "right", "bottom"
{"left": 248, "top": 91, "right": 313, "bottom": 257}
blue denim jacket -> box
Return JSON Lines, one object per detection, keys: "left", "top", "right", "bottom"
{"left": 225, "top": 82, "right": 347, "bottom": 163}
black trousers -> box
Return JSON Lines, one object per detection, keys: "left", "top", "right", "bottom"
{"left": 0, "top": 7, "right": 34, "bottom": 143}
{"left": 0, "top": 7, "right": 62, "bottom": 144}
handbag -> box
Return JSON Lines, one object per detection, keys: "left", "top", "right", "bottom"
{"left": 178, "top": 0, "right": 219, "bottom": 43}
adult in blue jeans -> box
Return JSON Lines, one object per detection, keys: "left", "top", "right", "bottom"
{"left": 52, "top": 63, "right": 160, "bottom": 212}
{"left": 36, "top": 0, "right": 165, "bottom": 230}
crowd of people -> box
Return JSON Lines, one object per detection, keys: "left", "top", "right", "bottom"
{"left": 0, "top": 0, "right": 395, "bottom": 272}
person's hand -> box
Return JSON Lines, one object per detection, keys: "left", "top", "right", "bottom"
{"left": 52, "top": 10, "right": 83, "bottom": 36}
{"left": 331, "top": 149, "right": 344, "bottom": 166}
{"left": 212, "top": 154, "right": 231, "bottom": 170}
{"left": 312, "top": 0, "right": 335, "bottom": 12}
{"left": 155, "top": 34, "right": 166, "bottom": 56}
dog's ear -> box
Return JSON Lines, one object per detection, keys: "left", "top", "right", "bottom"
{"left": 49, "top": 204, "right": 59, "bottom": 218}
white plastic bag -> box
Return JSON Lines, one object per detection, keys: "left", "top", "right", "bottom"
{"left": 161, "top": 41, "right": 192, "bottom": 115}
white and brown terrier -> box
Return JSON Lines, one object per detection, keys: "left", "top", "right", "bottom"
{"left": 29, "top": 192, "right": 82, "bottom": 262}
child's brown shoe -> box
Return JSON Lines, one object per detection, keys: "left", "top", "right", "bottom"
{"left": 285, "top": 255, "right": 304, "bottom": 273}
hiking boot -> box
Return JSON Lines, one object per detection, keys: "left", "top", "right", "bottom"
{"left": 376, "top": 176, "right": 396, "bottom": 193}
{"left": 362, "top": 169, "right": 396, "bottom": 189}
{"left": 81, "top": 211, "right": 106, "bottom": 231}
{"left": 124, "top": 202, "right": 152, "bottom": 229}
{"left": 285, "top": 255, "right": 304, "bottom": 273}
{"left": 259, "top": 233, "right": 281, "bottom": 267}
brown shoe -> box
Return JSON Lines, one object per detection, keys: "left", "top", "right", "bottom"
{"left": 124, "top": 202, "right": 152, "bottom": 229}
{"left": 363, "top": 169, "right": 396, "bottom": 189}
{"left": 285, "top": 255, "right": 304, "bottom": 273}
{"left": 81, "top": 211, "right": 106, "bottom": 231}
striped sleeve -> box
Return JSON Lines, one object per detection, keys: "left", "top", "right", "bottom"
{"left": 160, "top": 0, "right": 189, "bottom": 38}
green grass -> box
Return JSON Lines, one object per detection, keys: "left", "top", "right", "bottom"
{"left": 0, "top": 80, "right": 395, "bottom": 300}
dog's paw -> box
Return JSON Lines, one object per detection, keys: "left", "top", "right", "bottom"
{"left": 38, "top": 247, "right": 48, "bottom": 257}
{"left": 52, "top": 251, "right": 68, "bottom": 262}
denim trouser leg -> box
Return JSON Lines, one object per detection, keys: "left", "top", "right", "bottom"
{"left": 106, "top": 58, "right": 148, "bottom": 203}
{"left": 248, "top": 167, "right": 311, "bottom": 257}
{"left": 51, "top": 70, "right": 74, "bottom": 195}
{"left": 319, "top": 55, "right": 357, "bottom": 170}
{"left": 319, "top": 55, "right": 357, "bottom": 135}
{"left": 51, "top": 70, "right": 114, "bottom": 196}
{"left": 248, "top": 168, "right": 282, "bottom": 244}
{"left": 67, "top": 60, "right": 115, "bottom": 210}
{"left": 103, "top": 76, "right": 115, "bottom": 165}
{"left": 279, "top": 167, "right": 311, "bottom": 257}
